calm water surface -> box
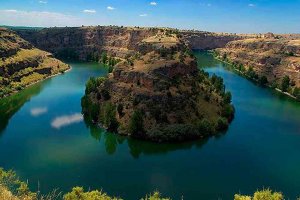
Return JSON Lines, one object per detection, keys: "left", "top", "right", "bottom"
{"left": 0, "top": 53, "right": 300, "bottom": 199}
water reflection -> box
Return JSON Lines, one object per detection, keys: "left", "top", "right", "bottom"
{"left": 85, "top": 121, "right": 209, "bottom": 158}
{"left": 0, "top": 83, "right": 44, "bottom": 134}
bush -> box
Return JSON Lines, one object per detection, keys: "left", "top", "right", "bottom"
{"left": 141, "top": 191, "right": 171, "bottom": 200}
{"left": 85, "top": 77, "right": 106, "bottom": 95}
{"left": 235, "top": 189, "right": 283, "bottom": 200}
{"left": 100, "top": 103, "right": 118, "bottom": 132}
{"left": 281, "top": 75, "right": 290, "bottom": 92}
{"left": 117, "top": 104, "right": 124, "bottom": 116}
{"left": 64, "top": 187, "right": 121, "bottom": 200}
{"left": 223, "top": 91, "right": 232, "bottom": 104}
{"left": 129, "top": 110, "right": 144, "bottom": 136}
{"left": 293, "top": 87, "right": 300, "bottom": 100}
{"left": 147, "top": 124, "right": 198, "bottom": 142}
{"left": 0, "top": 168, "right": 36, "bottom": 199}
{"left": 259, "top": 76, "right": 268, "bottom": 86}
{"left": 197, "top": 119, "right": 214, "bottom": 135}
{"left": 222, "top": 104, "right": 235, "bottom": 120}
{"left": 217, "top": 117, "right": 229, "bottom": 131}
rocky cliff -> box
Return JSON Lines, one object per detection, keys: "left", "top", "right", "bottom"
{"left": 82, "top": 31, "right": 234, "bottom": 142}
{"left": 0, "top": 28, "right": 69, "bottom": 98}
{"left": 215, "top": 38, "right": 300, "bottom": 99}
{"left": 181, "top": 30, "right": 242, "bottom": 50}
{"left": 16, "top": 26, "right": 242, "bottom": 61}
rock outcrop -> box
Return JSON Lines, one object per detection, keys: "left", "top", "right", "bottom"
{"left": 0, "top": 28, "right": 69, "bottom": 98}
{"left": 215, "top": 38, "right": 300, "bottom": 99}
{"left": 81, "top": 31, "right": 234, "bottom": 142}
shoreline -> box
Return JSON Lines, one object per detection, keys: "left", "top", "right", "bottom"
{"left": 212, "top": 54, "right": 299, "bottom": 102}
{"left": 1, "top": 66, "right": 72, "bottom": 99}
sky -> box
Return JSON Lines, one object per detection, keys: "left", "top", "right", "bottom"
{"left": 0, "top": 0, "right": 299, "bottom": 33}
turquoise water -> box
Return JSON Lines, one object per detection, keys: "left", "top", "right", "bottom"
{"left": 0, "top": 53, "right": 300, "bottom": 199}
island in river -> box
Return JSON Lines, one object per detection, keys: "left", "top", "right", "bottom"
{"left": 81, "top": 30, "right": 234, "bottom": 142}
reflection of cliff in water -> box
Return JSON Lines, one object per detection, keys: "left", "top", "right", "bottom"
{"left": 85, "top": 121, "right": 210, "bottom": 158}
{"left": 0, "top": 83, "right": 44, "bottom": 134}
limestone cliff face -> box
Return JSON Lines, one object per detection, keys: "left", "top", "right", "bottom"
{"left": 181, "top": 31, "right": 242, "bottom": 50}
{"left": 0, "top": 28, "right": 69, "bottom": 98}
{"left": 82, "top": 32, "right": 234, "bottom": 142}
{"left": 17, "top": 26, "right": 160, "bottom": 60}
{"left": 16, "top": 26, "right": 242, "bottom": 61}
{"left": 215, "top": 38, "right": 300, "bottom": 91}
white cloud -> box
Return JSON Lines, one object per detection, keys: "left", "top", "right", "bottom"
{"left": 150, "top": 2, "right": 157, "bottom": 6}
{"left": 139, "top": 14, "right": 148, "bottom": 17}
{"left": 107, "top": 6, "right": 115, "bottom": 10}
{"left": 248, "top": 4, "right": 255, "bottom": 7}
{"left": 51, "top": 113, "right": 83, "bottom": 129}
{"left": 39, "top": 1, "right": 47, "bottom": 4}
{"left": 83, "top": 9, "right": 96, "bottom": 13}
{"left": 0, "top": 9, "right": 83, "bottom": 27}
{"left": 3, "top": 9, "right": 17, "bottom": 12}
{"left": 30, "top": 107, "right": 48, "bottom": 117}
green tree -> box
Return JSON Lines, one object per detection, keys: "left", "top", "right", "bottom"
{"left": 281, "top": 75, "right": 290, "bottom": 92}
{"left": 293, "top": 87, "right": 300, "bottom": 100}
{"left": 223, "top": 91, "right": 232, "bottom": 104}
{"left": 197, "top": 118, "right": 214, "bottom": 135}
{"left": 101, "top": 52, "right": 108, "bottom": 64}
{"left": 101, "top": 103, "right": 118, "bottom": 131}
{"left": 259, "top": 76, "right": 268, "bottom": 86}
{"left": 129, "top": 110, "right": 144, "bottom": 136}
{"left": 64, "top": 187, "right": 121, "bottom": 200}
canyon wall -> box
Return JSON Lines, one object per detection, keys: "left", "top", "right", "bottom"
{"left": 16, "top": 26, "right": 242, "bottom": 61}
{"left": 215, "top": 38, "right": 300, "bottom": 98}
{"left": 0, "top": 28, "right": 69, "bottom": 97}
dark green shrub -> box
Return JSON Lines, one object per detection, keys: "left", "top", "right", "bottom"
{"left": 293, "top": 87, "right": 300, "bottom": 100}
{"left": 100, "top": 103, "right": 118, "bottom": 131}
{"left": 217, "top": 117, "right": 229, "bottom": 131}
{"left": 223, "top": 91, "right": 232, "bottom": 104}
{"left": 259, "top": 76, "right": 268, "bottom": 85}
{"left": 117, "top": 104, "right": 124, "bottom": 116}
{"left": 281, "top": 75, "right": 290, "bottom": 92}
{"left": 197, "top": 119, "right": 214, "bottom": 135}
{"left": 222, "top": 104, "right": 235, "bottom": 121}
{"left": 129, "top": 110, "right": 144, "bottom": 136}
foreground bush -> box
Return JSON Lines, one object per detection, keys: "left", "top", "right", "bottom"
{"left": 235, "top": 189, "right": 283, "bottom": 200}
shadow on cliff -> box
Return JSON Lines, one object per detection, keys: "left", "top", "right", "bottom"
{"left": 0, "top": 83, "right": 44, "bottom": 136}
{"left": 84, "top": 119, "right": 211, "bottom": 159}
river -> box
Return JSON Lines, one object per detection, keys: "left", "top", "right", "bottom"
{"left": 0, "top": 52, "right": 300, "bottom": 199}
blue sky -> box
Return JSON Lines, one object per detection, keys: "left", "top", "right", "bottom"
{"left": 0, "top": 0, "right": 299, "bottom": 33}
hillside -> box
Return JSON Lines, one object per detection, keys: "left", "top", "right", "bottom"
{"left": 215, "top": 36, "right": 300, "bottom": 100}
{"left": 81, "top": 30, "right": 234, "bottom": 142}
{"left": 0, "top": 28, "right": 70, "bottom": 98}
{"left": 15, "top": 26, "right": 241, "bottom": 61}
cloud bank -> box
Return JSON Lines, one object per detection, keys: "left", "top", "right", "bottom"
{"left": 0, "top": 9, "right": 83, "bottom": 27}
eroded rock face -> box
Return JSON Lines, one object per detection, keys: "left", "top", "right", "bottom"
{"left": 82, "top": 32, "right": 234, "bottom": 142}
{"left": 16, "top": 26, "right": 243, "bottom": 61}
{"left": 181, "top": 31, "right": 242, "bottom": 50}
{"left": 215, "top": 38, "right": 300, "bottom": 89}
{"left": 0, "top": 28, "right": 69, "bottom": 98}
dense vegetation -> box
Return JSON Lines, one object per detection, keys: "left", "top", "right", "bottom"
{"left": 1, "top": 168, "right": 299, "bottom": 200}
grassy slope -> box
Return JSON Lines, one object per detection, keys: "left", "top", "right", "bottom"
{"left": 0, "top": 28, "right": 69, "bottom": 98}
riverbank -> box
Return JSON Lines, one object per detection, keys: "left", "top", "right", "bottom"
{"left": 0, "top": 66, "right": 71, "bottom": 99}
{"left": 211, "top": 51, "right": 300, "bottom": 102}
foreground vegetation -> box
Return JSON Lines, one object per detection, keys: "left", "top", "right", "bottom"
{"left": 1, "top": 168, "right": 299, "bottom": 200}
